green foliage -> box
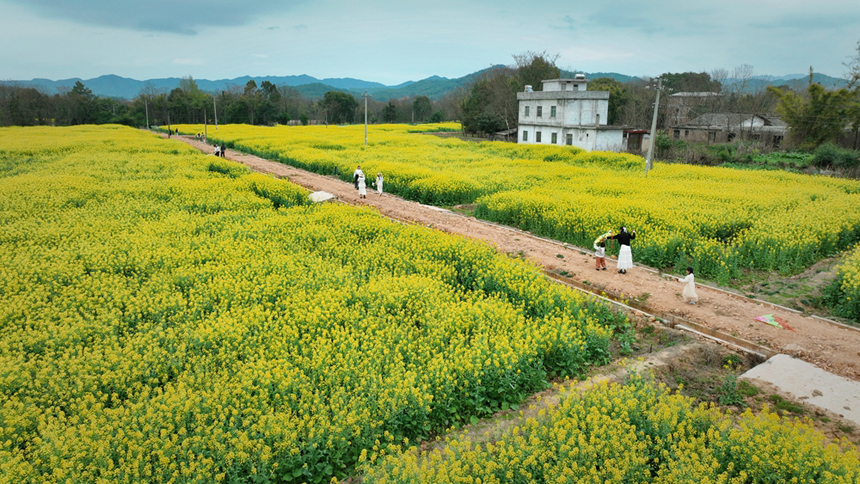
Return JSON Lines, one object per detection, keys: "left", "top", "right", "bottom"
{"left": 319, "top": 91, "right": 359, "bottom": 124}
{"left": 769, "top": 83, "right": 856, "bottom": 149}
{"left": 660, "top": 71, "right": 722, "bottom": 92}
{"left": 382, "top": 101, "right": 398, "bottom": 123}
{"left": 654, "top": 131, "right": 685, "bottom": 158}
{"left": 811, "top": 143, "right": 860, "bottom": 169}
{"left": 588, "top": 77, "right": 629, "bottom": 125}
{"left": 412, "top": 96, "right": 432, "bottom": 122}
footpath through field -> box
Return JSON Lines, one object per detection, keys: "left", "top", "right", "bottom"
{"left": 171, "top": 133, "right": 860, "bottom": 382}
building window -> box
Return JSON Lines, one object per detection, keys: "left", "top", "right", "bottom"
{"left": 708, "top": 132, "right": 717, "bottom": 143}
{"left": 551, "top": 132, "right": 558, "bottom": 144}
{"left": 684, "top": 130, "right": 689, "bottom": 137}
{"left": 773, "top": 135, "right": 783, "bottom": 148}
{"left": 522, "top": 130, "right": 528, "bottom": 142}
{"left": 727, "top": 132, "right": 736, "bottom": 142}
{"left": 536, "top": 131, "right": 542, "bottom": 143}
{"left": 537, "top": 106, "right": 542, "bottom": 117}
{"left": 525, "top": 106, "right": 530, "bottom": 117}
{"left": 550, "top": 106, "right": 557, "bottom": 118}
{"left": 673, "top": 130, "right": 680, "bottom": 139}
{"left": 566, "top": 134, "right": 573, "bottom": 145}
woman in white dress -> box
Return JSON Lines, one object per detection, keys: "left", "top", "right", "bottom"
{"left": 357, "top": 171, "right": 367, "bottom": 198}
{"left": 609, "top": 226, "right": 636, "bottom": 274}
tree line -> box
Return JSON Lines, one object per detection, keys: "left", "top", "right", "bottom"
{"left": 0, "top": 76, "right": 455, "bottom": 128}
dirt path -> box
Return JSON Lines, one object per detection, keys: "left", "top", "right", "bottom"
{"left": 173, "top": 134, "right": 860, "bottom": 382}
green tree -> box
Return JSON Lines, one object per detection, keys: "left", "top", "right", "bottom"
{"left": 382, "top": 101, "right": 398, "bottom": 123}
{"left": 588, "top": 77, "right": 629, "bottom": 125}
{"left": 660, "top": 71, "right": 722, "bottom": 92}
{"left": 319, "top": 91, "right": 358, "bottom": 124}
{"left": 513, "top": 51, "right": 560, "bottom": 92}
{"left": 768, "top": 79, "right": 853, "bottom": 149}
{"left": 180, "top": 76, "right": 210, "bottom": 124}
{"left": 68, "top": 81, "right": 97, "bottom": 125}
{"left": 243, "top": 80, "right": 261, "bottom": 125}
{"left": 412, "top": 96, "right": 432, "bottom": 122}
{"left": 459, "top": 52, "right": 561, "bottom": 135}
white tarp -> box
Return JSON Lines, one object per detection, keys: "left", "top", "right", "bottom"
{"left": 308, "top": 191, "right": 336, "bottom": 203}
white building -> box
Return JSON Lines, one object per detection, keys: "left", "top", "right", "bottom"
{"left": 516, "top": 75, "right": 626, "bottom": 151}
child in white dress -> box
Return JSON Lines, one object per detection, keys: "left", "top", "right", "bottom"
{"left": 376, "top": 172, "right": 383, "bottom": 195}
{"left": 679, "top": 267, "right": 698, "bottom": 305}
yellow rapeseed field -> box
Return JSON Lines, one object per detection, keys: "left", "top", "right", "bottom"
{"left": 362, "top": 376, "right": 859, "bottom": 483}
{"left": 825, "top": 243, "right": 860, "bottom": 321}
{"left": 0, "top": 125, "right": 617, "bottom": 483}
{"left": 177, "top": 123, "right": 860, "bottom": 284}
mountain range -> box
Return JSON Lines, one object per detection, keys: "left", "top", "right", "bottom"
{"left": 0, "top": 70, "right": 847, "bottom": 101}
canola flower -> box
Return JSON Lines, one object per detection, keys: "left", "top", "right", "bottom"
{"left": 0, "top": 125, "right": 617, "bottom": 483}
{"left": 174, "top": 123, "right": 860, "bottom": 284}
{"left": 825, "top": 244, "right": 860, "bottom": 322}
{"left": 362, "top": 376, "right": 859, "bottom": 483}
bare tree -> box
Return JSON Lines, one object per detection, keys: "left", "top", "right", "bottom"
{"left": 845, "top": 39, "right": 860, "bottom": 88}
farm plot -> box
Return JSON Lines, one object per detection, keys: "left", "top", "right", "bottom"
{"left": 180, "top": 123, "right": 860, "bottom": 284}
{"left": 362, "top": 376, "right": 859, "bottom": 483}
{"left": 0, "top": 126, "right": 619, "bottom": 483}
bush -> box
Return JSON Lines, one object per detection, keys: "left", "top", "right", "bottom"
{"left": 812, "top": 143, "right": 860, "bottom": 169}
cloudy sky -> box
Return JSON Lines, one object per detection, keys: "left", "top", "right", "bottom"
{"left": 1, "top": 0, "right": 858, "bottom": 84}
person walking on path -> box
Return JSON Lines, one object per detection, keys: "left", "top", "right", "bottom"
{"left": 357, "top": 171, "right": 367, "bottom": 198}
{"left": 353, "top": 166, "right": 367, "bottom": 198}
{"left": 609, "top": 226, "right": 636, "bottom": 274}
{"left": 375, "top": 172, "right": 384, "bottom": 195}
{"left": 593, "top": 230, "right": 611, "bottom": 270}
{"left": 220, "top": 143, "right": 226, "bottom": 158}
{"left": 353, "top": 165, "right": 364, "bottom": 190}
{"left": 678, "top": 267, "right": 699, "bottom": 304}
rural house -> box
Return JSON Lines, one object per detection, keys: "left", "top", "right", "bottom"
{"left": 665, "top": 91, "right": 722, "bottom": 126}
{"left": 670, "top": 113, "right": 788, "bottom": 147}
{"left": 516, "top": 75, "right": 631, "bottom": 151}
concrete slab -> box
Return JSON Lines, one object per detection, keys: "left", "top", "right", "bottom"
{"left": 741, "top": 354, "right": 860, "bottom": 426}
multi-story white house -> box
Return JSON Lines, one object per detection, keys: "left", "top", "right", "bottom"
{"left": 516, "top": 75, "right": 627, "bottom": 151}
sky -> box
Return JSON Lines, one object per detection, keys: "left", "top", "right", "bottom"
{"left": 1, "top": 0, "right": 858, "bottom": 85}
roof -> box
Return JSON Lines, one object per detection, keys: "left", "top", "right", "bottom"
{"left": 669, "top": 92, "right": 721, "bottom": 98}
{"left": 676, "top": 113, "right": 786, "bottom": 129}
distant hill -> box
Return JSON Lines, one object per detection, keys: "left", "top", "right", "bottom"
{"left": 0, "top": 74, "right": 388, "bottom": 100}
{"left": 1, "top": 70, "right": 849, "bottom": 101}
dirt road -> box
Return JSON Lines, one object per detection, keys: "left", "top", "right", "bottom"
{"left": 174, "top": 134, "right": 860, "bottom": 381}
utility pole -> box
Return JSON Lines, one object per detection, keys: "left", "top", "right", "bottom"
{"left": 363, "top": 90, "right": 369, "bottom": 145}
{"left": 644, "top": 78, "right": 663, "bottom": 175}
{"left": 144, "top": 99, "right": 149, "bottom": 129}
{"left": 213, "top": 95, "right": 219, "bottom": 129}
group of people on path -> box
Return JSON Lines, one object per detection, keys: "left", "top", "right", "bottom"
{"left": 593, "top": 227, "right": 697, "bottom": 304}
{"left": 353, "top": 165, "right": 383, "bottom": 199}
{"left": 213, "top": 143, "right": 226, "bottom": 158}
